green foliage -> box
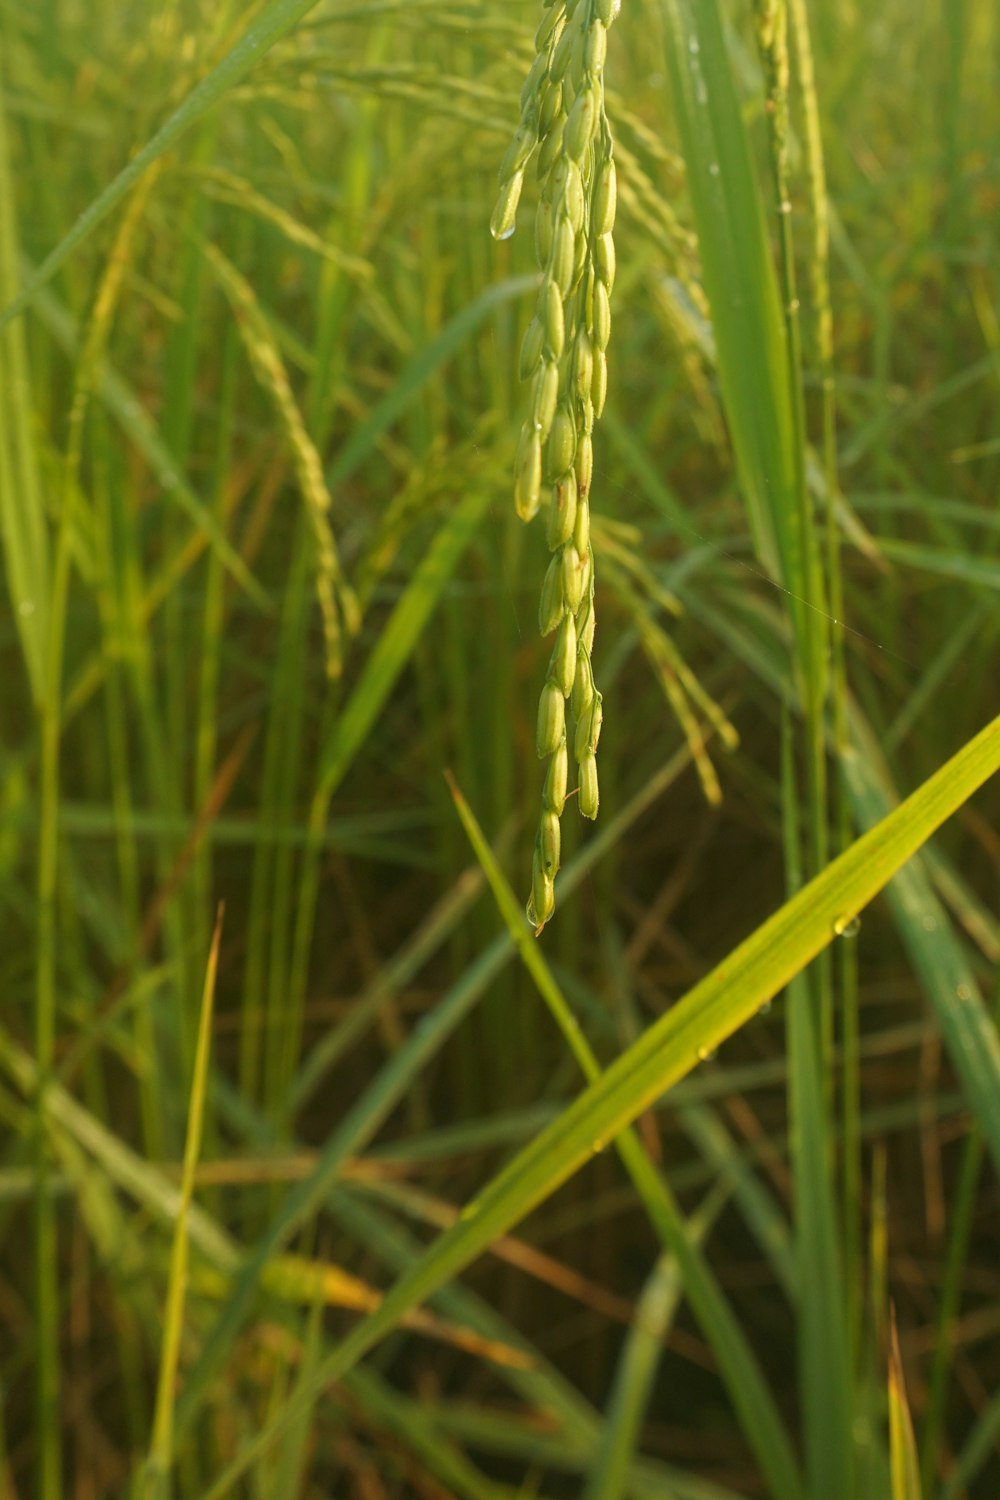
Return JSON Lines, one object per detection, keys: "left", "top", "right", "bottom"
{"left": 1, "top": 1, "right": 1000, "bottom": 1497}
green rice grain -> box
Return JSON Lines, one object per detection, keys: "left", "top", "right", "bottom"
{"left": 491, "top": 0, "right": 619, "bottom": 931}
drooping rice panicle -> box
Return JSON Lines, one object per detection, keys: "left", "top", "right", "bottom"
{"left": 205, "top": 242, "right": 360, "bottom": 679}
{"left": 491, "top": 0, "right": 620, "bottom": 933}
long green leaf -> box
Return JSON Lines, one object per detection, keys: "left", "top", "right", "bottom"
{"left": 326, "top": 275, "right": 537, "bottom": 490}
{"left": 144, "top": 914, "right": 222, "bottom": 1497}
{"left": 582, "top": 1225, "right": 713, "bottom": 1500}
{"left": 203, "top": 712, "right": 1000, "bottom": 1497}
{"left": 676, "top": 1103, "right": 795, "bottom": 1298}
{"left": 875, "top": 536, "right": 1000, "bottom": 594}
{"left": 653, "top": 41, "right": 844, "bottom": 1481}
{"left": 780, "top": 716, "right": 853, "bottom": 1500}
{"left": 0, "top": 56, "right": 49, "bottom": 703}
{"left": 658, "top": 0, "right": 824, "bottom": 690}
{"left": 317, "top": 485, "right": 487, "bottom": 794}
{"left": 888, "top": 1314, "right": 922, "bottom": 1500}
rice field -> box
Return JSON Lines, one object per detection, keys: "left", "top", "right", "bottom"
{"left": 1, "top": 1, "right": 1000, "bottom": 1496}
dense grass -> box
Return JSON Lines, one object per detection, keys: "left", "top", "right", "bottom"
{"left": 1, "top": 1, "right": 1000, "bottom": 1496}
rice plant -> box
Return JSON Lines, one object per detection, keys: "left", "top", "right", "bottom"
{"left": 1, "top": 1, "right": 1000, "bottom": 1498}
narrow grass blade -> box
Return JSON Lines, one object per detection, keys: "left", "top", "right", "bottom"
{"left": 326, "top": 275, "right": 537, "bottom": 489}
{"left": 676, "top": 1104, "right": 795, "bottom": 1299}
{"left": 317, "top": 485, "right": 488, "bottom": 795}
{"left": 875, "top": 537, "right": 1000, "bottom": 593}
{"left": 290, "top": 859, "right": 488, "bottom": 1114}
{"left": 582, "top": 1221, "right": 714, "bottom": 1500}
{"left": 143, "top": 909, "right": 222, "bottom": 1497}
{"left": 0, "top": 58, "right": 49, "bottom": 703}
{"left": 888, "top": 1312, "right": 922, "bottom": 1500}
{"left": 786, "top": 966, "right": 852, "bottom": 1500}
{"left": 204, "top": 713, "right": 1000, "bottom": 1498}
{"left": 264, "top": 1300, "right": 324, "bottom": 1500}
{"left": 0, "top": 0, "right": 328, "bottom": 333}
{"left": 920, "top": 1122, "right": 987, "bottom": 1493}
{"left": 860, "top": 1147, "right": 892, "bottom": 1500}
{"left": 781, "top": 718, "right": 852, "bottom": 1500}
{"left": 657, "top": 0, "right": 825, "bottom": 690}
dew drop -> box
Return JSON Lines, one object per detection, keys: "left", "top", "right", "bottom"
{"left": 708, "top": 162, "right": 720, "bottom": 177}
{"left": 757, "top": 999, "right": 772, "bottom": 1017}
{"left": 591, "top": 1138, "right": 606, "bottom": 1155}
{"left": 956, "top": 983, "right": 972, "bottom": 1001}
{"left": 833, "top": 913, "right": 861, "bottom": 939}
{"left": 493, "top": 224, "right": 516, "bottom": 242}
{"left": 921, "top": 913, "right": 937, "bottom": 932}
{"left": 18, "top": 600, "right": 35, "bottom": 616}
{"left": 688, "top": 36, "right": 700, "bottom": 54}
{"left": 696, "top": 1045, "right": 717, "bottom": 1063}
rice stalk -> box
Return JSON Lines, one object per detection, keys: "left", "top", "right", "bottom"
{"left": 785, "top": 0, "right": 864, "bottom": 1373}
